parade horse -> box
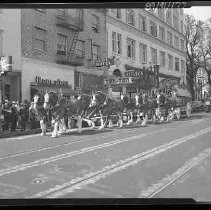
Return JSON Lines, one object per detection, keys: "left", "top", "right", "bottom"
{"left": 43, "top": 91, "right": 67, "bottom": 138}
{"left": 89, "top": 91, "right": 127, "bottom": 129}
{"left": 33, "top": 92, "right": 49, "bottom": 136}
{"left": 65, "top": 93, "right": 95, "bottom": 134}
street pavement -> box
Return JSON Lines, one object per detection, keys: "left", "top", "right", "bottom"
{"left": 0, "top": 112, "right": 210, "bottom": 202}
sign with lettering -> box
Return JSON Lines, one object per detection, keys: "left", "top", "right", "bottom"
{"left": 0, "top": 56, "right": 12, "bottom": 72}
{"left": 35, "top": 76, "right": 71, "bottom": 88}
{"left": 104, "top": 77, "right": 133, "bottom": 85}
{"left": 125, "top": 70, "right": 144, "bottom": 78}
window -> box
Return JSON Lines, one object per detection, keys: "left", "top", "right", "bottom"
{"left": 57, "top": 34, "right": 67, "bottom": 54}
{"left": 112, "top": 32, "right": 117, "bottom": 53}
{"left": 138, "top": 14, "right": 146, "bottom": 32}
{"left": 75, "top": 40, "right": 85, "bottom": 57}
{"left": 174, "top": 35, "right": 179, "bottom": 49}
{"left": 160, "top": 51, "right": 165, "bottom": 67}
{"left": 167, "top": 31, "right": 173, "bottom": 45}
{"left": 127, "top": 38, "right": 135, "bottom": 59}
{"left": 180, "top": 39, "right": 185, "bottom": 51}
{"left": 57, "top": 9, "right": 66, "bottom": 16}
{"left": 33, "top": 27, "right": 46, "bottom": 51}
{"left": 111, "top": 9, "right": 115, "bottom": 14}
{"left": 181, "top": 60, "right": 185, "bottom": 73}
{"left": 4, "top": 84, "right": 10, "bottom": 100}
{"left": 158, "top": 8, "right": 165, "bottom": 20}
{"left": 180, "top": 20, "right": 184, "bottom": 33}
{"left": 173, "top": 15, "right": 178, "bottom": 29}
{"left": 34, "top": 8, "right": 46, "bottom": 13}
{"left": 166, "top": 10, "right": 172, "bottom": 25}
{"left": 139, "top": 43, "right": 147, "bottom": 64}
{"left": 149, "top": 20, "right": 157, "bottom": 37}
{"left": 168, "top": 54, "right": 173, "bottom": 70}
{"left": 92, "top": 45, "right": 100, "bottom": 61}
{"left": 117, "top": 33, "right": 122, "bottom": 54}
{"left": 92, "top": 14, "right": 100, "bottom": 33}
{"left": 116, "top": 9, "right": 121, "bottom": 19}
{"left": 159, "top": 26, "right": 165, "bottom": 41}
{"left": 126, "top": 9, "right": 135, "bottom": 26}
{"left": 151, "top": 47, "right": 157, "bottom": 65}
{"left": 175, "top": 57, "right": 179, "bottom": 71}
{"left": 0, "top": 9, "right": 3, "bottom": 14}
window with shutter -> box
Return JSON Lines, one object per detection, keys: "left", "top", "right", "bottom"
{"left": 92, "top": 14, "right": 100, "bottom": 33}
{"left": 57, "top": 34, "right": 67, "bottom": 54}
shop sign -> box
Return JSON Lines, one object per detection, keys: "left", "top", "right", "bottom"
{"left": 0, "top": 56, "right": 12, "bottom": 72}
{"left": 124, "top": 70, "right": 144, "bottom": 78}
{"left": 94, "top": 56, "right": 116, "bottom": 67}
{"left": 35, "top": 76, "right": 71, "bottom": 88}
{"left": 104, "top": 77, "right": 133, "bottom": 85}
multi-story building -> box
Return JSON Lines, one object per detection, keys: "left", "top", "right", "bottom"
{"left": 0, "top": 9, "right": 22, "bottom": 102}
{"left": 106, "top": 8, "right": 186, "bottom": 98}
{"left": 0, "top": 8, "right": 107, "bottom": 101}
{"left": 21, "top": 8, "right": 107, "bottom": 100}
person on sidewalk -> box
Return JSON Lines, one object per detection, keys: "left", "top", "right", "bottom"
{"left": 10, "top": 101, "right": 18, "bottom": 132}
{"left": 2, "top": 100, "right": 11, "bottom": 131}
{"left": 19, "top": 102, "right": 28, "bottom": 131}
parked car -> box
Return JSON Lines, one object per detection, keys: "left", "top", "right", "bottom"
{"left": 204, "top": 96, "right": 211, "bottom": 112}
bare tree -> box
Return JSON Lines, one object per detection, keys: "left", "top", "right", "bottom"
{"left": 185, "top": 15, "right": 204, "bottom": 100}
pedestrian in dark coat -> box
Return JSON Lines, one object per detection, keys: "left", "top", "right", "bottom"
{"left": 2, "top": 100, "right": 11, "bottom": 131}
{"left": 10, "top": 101, "right": 18, "bottom": 132}
{"left": 19, "top": 102, "right": 28, "bottom": 131}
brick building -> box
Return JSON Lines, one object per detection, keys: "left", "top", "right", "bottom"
{"left": 21, "top": 8, "right": 107, "bottom": 100}
{"left": 106, "top": 8, "right": 186, "bottom": 98}
{"left": 0, "top": 8, "right": 108, "bottom": 101}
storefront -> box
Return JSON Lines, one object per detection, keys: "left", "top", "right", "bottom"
{"left": 0, "top": 56, "right": 21, "bottom": 102}
{"left": 30, "top": 76, "right": 76, "bottom": 101}
{"left": 22, "top": 58, "right": 75, "bottom": 101}
{"left": 75, "top": 71, "right": 104, "bottom": 94}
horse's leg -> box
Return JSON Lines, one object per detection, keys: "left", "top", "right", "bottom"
{"left": 40, "top": 119, "right": 46, "bottom": 136}
{"left": 119, "top": 113, "right": 123, "bottom": 128}
{"left": 108, "top": 115, "right": 113, "bottom": 128}
{"left": 136, "top": 110, "right": 141, "bottom": 124}
{"left": 77, "top": 116, "right": 83, "bottom": 133}
{"left": 52, "top": 121, "right": 59, "bottom": 138}
{"left": 98, "top": 110, "right": 104, "bottom": 130}
{"left": 128, "top": 112, "right": 133, "bottom": 125}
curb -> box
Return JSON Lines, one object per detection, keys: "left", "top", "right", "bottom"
{"left": 0, "top": 128, "right": 53, "bottom": 139}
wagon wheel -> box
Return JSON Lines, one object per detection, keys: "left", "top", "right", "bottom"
{"left": 175, "top": 107, "right": 181, "bottom": 120}
{"left": 186, "top": 102, "right": 191, "bottom": 118}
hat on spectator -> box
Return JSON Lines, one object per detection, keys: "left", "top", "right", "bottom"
{"left": 12, "top": 101, "right": 16, "bottom": 104}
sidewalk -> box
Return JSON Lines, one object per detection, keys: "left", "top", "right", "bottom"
{"left": 0, "top": 128, "right": 53, "bottom": 139}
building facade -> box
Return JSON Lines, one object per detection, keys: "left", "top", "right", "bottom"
{"left": 21, "top": 8, "right": 107, "bottom": 100}
{"left": 1, "top": 8, "right": 108, "bottom": 101}
{"left": 0, "top": 9, "right": 22, "bottom": 102}
{"left": 106, "top": 8, "right": 186, "bottom": 98}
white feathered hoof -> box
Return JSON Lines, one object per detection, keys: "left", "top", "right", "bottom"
{"left": 51, "top": 133, "right": 57, "bottom": 138}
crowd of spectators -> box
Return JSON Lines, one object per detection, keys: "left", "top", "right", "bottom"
{"left": 0, "top": 100, "right": 40, "bottom": 132}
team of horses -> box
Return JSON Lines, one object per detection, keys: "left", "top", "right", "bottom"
{"left": 33, "top": 90, "right": 180, "bottom": 138}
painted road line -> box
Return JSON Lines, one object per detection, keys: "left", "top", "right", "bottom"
{"left": 139, "top": 147, "right": 211, "bottom": 198}
{"left": 27, "top": 127, "right": 211, "bottom": 198}
{"left": 0, "top": 128, "right": 172, "bottom": 177}
{"left": 0, "top": 117, "right": 206, "bottom": 161}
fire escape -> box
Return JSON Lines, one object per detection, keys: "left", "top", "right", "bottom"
{"left": 55, "top": 9, "right": 84, "bottom": 66}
